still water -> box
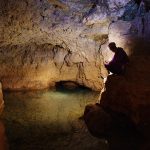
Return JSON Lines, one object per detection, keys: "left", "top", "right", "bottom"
{"left": 1, "top": 88, "right": 108, "bottom": 150}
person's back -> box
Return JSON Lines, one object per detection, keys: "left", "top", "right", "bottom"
{"left": 104, "top": 43, "right": 129, "bottom": 75}
{"left": 112, "top": 47, "right": 128, "bottom": 66}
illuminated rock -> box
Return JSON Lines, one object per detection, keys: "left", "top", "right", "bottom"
{"left": 83, "top": 0, "right": 131, "bottom": 25}
{"left": 0, "top": 0, "right": 149, "bottom": 91}
{"left": 109, "top": 20, "right": 133, "bottom": 55}
{"left": 108, "top": 13, "right": 150, "bottom": 55}
{"left": 0, "top": 43, "right": 102, "bottom": 90}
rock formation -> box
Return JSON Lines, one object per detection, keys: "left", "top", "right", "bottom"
{"left": 84, "top": 4, "right": 150, "bottom": 146}
{"left": 84, "top": 103, "right": 113, "bottom": 137}
{"left": 0, "top": 0, "right": 146, "bottom": 91}
{"left": 1, "top": 0, "right": 150, "bottom": 148}
{"left": 83, "top": 0, "right": 150, "bottom": 144}
{"left": 0, "top": 0, "right": 150, "bottom": 91}
{"left": 84, "top": 55, "right": 150, "bottom": 145}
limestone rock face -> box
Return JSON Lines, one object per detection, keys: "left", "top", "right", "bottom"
{"left": 0, "top": 43, "right": 103, "bottom": 90}
{"left": 84, "top": 0, "right": 132, "bottom": 25}
{"left": 0, "top": 0, "right": 150, "bottom": 91}
{"left": 109, "top": 13, "right": 150, "bottom": 54}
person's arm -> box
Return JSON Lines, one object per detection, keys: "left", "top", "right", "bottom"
{"left": 104, "top": 60, "right": 109, "bottom": 65}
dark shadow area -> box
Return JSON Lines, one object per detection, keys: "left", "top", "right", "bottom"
{"left": 83, "top": 37, "right": 150, "bottom": 150}
{"left": 55, "top": 81, "right": 93, "bottom": 93}
{"left": 83, "top": 104, "right": 143, "bottom": 150}
{"left": 0, "top": 120, "right": 8, "bottom": 150}
{"left": 135, "top": 0, "right": 150, "bottom": 11}
{"left": 3, "top": 121, "right": 72, "bottom": 150}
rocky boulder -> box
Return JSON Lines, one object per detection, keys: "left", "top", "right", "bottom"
{"left": 83, "top": 104, "right": 113, "bottom": 137}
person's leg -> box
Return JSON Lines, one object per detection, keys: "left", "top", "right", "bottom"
{"left": 97, "top": 79, "right": 106, "bottom": 103}
{"left": 108, "top": 72, "right": 113, "bottom": 75}
{"left": 103, "top": 77, "right": 107, "bottom": 83}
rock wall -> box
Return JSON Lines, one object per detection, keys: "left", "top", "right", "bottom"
{"left": 0, "top": 0, "right": 150, "bottom": 91}
{"left": 0, "top": 43, "right": 103, "bottom": 90}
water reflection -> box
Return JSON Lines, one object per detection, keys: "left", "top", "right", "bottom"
{"left": 2, "top": 89, "right": 108, "bottom": 150}
{"left": 1, "top": 88, "right": 149, "bottom": 150}
{"left": 3, "top": 89, "right": 99, "bottom": 132}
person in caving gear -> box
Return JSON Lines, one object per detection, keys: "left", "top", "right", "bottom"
{"left": 104, "top": 42, "right": 129, "bottom": 75}
{"left": 97, "top": 42, "right": 129, "bottom": 103}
